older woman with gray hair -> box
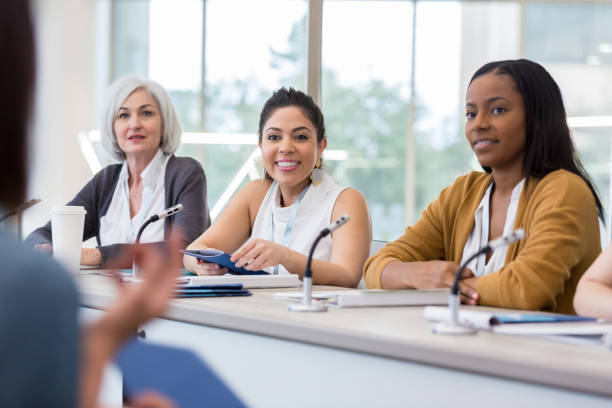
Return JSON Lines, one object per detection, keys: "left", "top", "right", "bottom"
{"left": 25, "top": 75, "right": 210, "bottom": 266}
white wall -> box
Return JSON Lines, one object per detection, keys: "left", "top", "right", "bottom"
{"left": 24, "top": 0, "right": 98, "bottom": 238}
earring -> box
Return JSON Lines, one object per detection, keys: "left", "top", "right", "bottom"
{"left": 310, "top": 159, "right": 323, "bottom": 186}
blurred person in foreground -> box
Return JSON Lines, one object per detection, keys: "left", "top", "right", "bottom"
{"left": 0, "top": 1, "right": 179, "bottom": 406}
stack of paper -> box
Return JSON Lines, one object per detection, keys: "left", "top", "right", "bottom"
{"left": 178, "top": 273, "right": 300, "bottom": 289}
{"left": 423, "top": 306, "right": 601, "bottom": 330}
{"left": 274, "top": 289, "right": 448, "bottom": 307}
{"left": 174, "top": 283, "right": 251, "bottom": 298}
{"left": 424, "top": 306, "right": 612, "bottom": 347}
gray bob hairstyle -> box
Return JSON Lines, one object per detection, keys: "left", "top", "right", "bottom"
{"left": 101, "top": 75, "right": 182, "bottom": 161}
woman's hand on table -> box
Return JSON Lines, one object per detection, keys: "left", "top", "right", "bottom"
{"left": 231, "top": 238, "right": 288, "bottom": 271}
{"left": 81, "top": 247, "right": 102, "bottom": 266}
{"left": 34, "top": 244, "right": 102, "bottom": 267}
{"left": 183, "top": 246, "right": 228, "bottom": 276}
{"left": 421, "top": 261, "right": 479, "bottom": 305}
{"left": 383, "top": 260, "right": 479, "bottom": 305}
{"left": 192, "top": 258, "right": 228, "bottom": 276}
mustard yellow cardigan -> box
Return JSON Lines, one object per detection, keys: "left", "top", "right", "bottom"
{"left": 364, "top": 170, "right": 601, "bottom": 314}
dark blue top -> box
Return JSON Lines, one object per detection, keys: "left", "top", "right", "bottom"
{"left": 0, "top": 230, "right": 79, "bottom": 407}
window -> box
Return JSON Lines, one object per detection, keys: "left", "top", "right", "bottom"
{"left": 106, "top": 0, "right": 308, "bottom": 212}
{"left": 526, "top": 3, "right": 612, "bottom": 235}
{"left": 413, "top": 1, "right": 521, "bottom": 222}
{"left": 321, "top": 1, "right": 413, "bottom": 241}
{"left": 99, "top": 0, "right": 612, "bottom": 241}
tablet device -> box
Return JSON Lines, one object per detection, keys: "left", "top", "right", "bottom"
{"left": 181, "top": 249, "right": 269, "bottom": 275}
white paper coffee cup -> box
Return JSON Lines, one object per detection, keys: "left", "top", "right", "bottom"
{"left": 51, "top": 205, "right": 87, "bottom": 273}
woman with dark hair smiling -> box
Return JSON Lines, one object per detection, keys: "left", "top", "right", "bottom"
{"left": 185, "top": 88, "right": 371, "bottom": 287}
{"left": 364, "top": 59, "right": 602, "bottom": 314}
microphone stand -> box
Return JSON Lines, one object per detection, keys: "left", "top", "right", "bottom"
{"left": 135, "top": 219, "right": 153, "bottom": 245}
{"left": 132, "top": 220, "right": 152, "bottom": 278}
{"left": 433, "top": 250, "right": 487, "bottom": 335}
{"left": 132, "top": 204, "right": 183, "bottom": 277}
{"left": 124, "top": 205, "right": 183, "bottom": 407}
{"left": 0, "top": 198, "right": 41, "bottom": 239}
{"left": 288, "top": 214, "right": 350, "bottom": 313}
{"left": 433, "top": 229, "right": 525, "bottom": 335}
{"left": 0, "top": 198, "right": 41, "bottom": 222}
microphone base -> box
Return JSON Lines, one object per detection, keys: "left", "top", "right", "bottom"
{"left": 433, "top": 321, "right": 477, "bottom": 335}
{"left": 605, "top": 333, "right": 612, "bottom": 350}
{"left": 288, "top": 276, "right": 327, "bottom": 312}
{"left": 132, "top": 260, "right": 142, "bottom": 278}
{"left": 287, "top": 302, "right": 328, "bottom": 313}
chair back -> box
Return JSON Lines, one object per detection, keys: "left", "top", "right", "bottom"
{"left": 357, "top": 240, "right": 388, "bottom": 289}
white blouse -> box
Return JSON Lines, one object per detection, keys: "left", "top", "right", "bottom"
{"left": 251, "top": 171, "right": 346, "bottom": 274}
{"left": 99, "top": 149, "right": 169, "bottom": 245}
{"left": 460, "top": 179, "right": 525, "bottom": 277}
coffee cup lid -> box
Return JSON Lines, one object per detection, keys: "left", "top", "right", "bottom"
{"left": 51, "top": 205, "right": 87, "bottom": 215}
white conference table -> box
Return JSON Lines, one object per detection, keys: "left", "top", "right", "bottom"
{"left": 77, "top": 272, "right": 612, "bottom": 408}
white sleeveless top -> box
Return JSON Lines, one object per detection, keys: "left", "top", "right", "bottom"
{"left": 251, "top": 171, "right": 346, "bottom": 274}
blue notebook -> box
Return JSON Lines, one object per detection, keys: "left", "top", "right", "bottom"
{"left": 492, "top": 314, "right": 596, "bottom": 324}
{"left": 117, "top": 338, "right": 245, "bottom": 408}
{"left": 181, "top": 249, "right": 269, "bottom": 275}
{"left": 175, "top": 283, "right": 252, "bottom": 298}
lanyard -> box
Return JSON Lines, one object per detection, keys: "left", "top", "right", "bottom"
{"left": 269, "top": 183, "right": 310, "bottom": 274}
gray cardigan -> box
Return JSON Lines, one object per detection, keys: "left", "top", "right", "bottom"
{"left": 24, "top": 155, "right": 210, "bottom": 266}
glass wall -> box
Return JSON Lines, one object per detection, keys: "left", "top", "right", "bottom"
{"left": 321, "top": 1, "right": 413, "bottom": 241}
{"left": 107, "top": 0, "right": 308, "bottom": 208}
{"left": 103, "top": 0, "right": 612, "bottom": 241}
{"left": 525, "top": 2, "right": 612, "bottom": 231}
{"left": 149, "top": 0, "right": 203, "bottom": 131}
{"left": 413, "top": 1, "right": 521, "bottom": 225}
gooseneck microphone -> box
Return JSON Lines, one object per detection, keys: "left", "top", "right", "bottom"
{"left": 0, "top": 198, "right": 42, "bottom": 223}
{"left": 434, "top": 228, "right": 525, "bottom": 334}
{"left": 135, "top": 204, "right": 183, "bottom": 244}
{"left": 288, "top": 214, "right": 350, "bottom": 313}
{"left": 132, "top": 204, "right": 183, "bottom": 277}
{"left": 0, "top": 198, "right": 41, "bottom": 239}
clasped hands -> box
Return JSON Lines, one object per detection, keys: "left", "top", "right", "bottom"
{"left": 191, "top": 238, "right": 287, "bottom": 276}
{"left": 420, "top": 260, "right": 479, "bottom": 305}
